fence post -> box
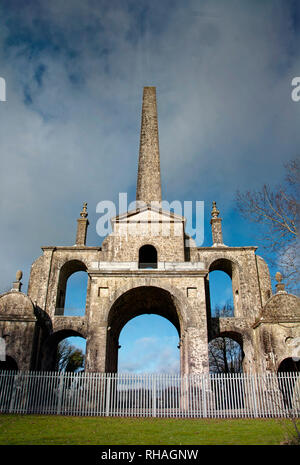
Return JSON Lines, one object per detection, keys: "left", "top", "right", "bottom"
{"left": 251, "top": 374, "right": 258, "bottom": 418}
{"left": 9, "top": 372, "right": 20, "bottom": 413}
{"left": 202, "top": 374, "right": 207, "bottom": 418}
{"left": 56, "top": 372, "right": 65, "bottom": 415}
{"left": 152, "top": 375, "right": 156, "bottom": 418}
{"left": 106, "top": 375, "right": 111, "bottom": 417}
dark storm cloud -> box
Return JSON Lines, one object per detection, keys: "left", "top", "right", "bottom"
{"left": 0, "top": 0, "right": 299, "bottom": 291}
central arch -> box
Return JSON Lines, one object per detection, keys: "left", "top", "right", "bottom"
{"left": 105, "top": 286, "right": 183, "bottom": 373}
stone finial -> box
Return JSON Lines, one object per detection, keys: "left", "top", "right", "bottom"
{"left": 211, "top": 201, "right": 220, "bottom": 219}
{"left": 210, "top": 201, "right": 225, "bottom": 246}
{"left": 12, "top": 270, "right": 22, "bottom": 292}
{"left": 136, "top": 87, "right": 162, "bottom": 204}
{"left": 76, "top": 202, "right": 89, "bottom": 246}
{"left": 275, "top": 271, "right": 286, "bottom": 293}
{"left": 80, "top": 202, "right": 88, "bottom": 218}
{"left": 16, "top": 270, "right": 23, "bottom": 282}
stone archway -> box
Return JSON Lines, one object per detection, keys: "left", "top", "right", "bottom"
{"left": 207, "top": 257, "right": 242, "bottom": 318}
{"left": 138, "top": 245, "right": 158, "bottom": 269}
{"left": 55, "top": 260, "right": 88, "bottom": 316}
{"left": 208, "top": 331, "right": 244, "bottom": 373}
{"left": 0, "top": 355, "right": 18, "bottom": 371}
{"left": 278, "top": 357, "right": 300, "bottom": 373}
{"left": 40, "top": 329, "right": 86, "bottom": 371}
{"left": 277, "top": 357, "right": 300, "bottom": 409}
{"left": 105, "top": 286, "right": 183, "bottom": 373}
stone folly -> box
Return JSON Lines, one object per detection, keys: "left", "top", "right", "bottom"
{"left": 0, "top": 87, "right": 299, "bottom": 374}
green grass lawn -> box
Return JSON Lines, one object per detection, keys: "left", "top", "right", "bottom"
{"left": 0, "top": 414, "right": 299, "bottom": 445}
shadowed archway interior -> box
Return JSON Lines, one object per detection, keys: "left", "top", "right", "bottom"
{"left": 138, "top": 245, "right": 158, "bottom": 269}
{"left": 0, "top": 355, "right": 18, "bottom": 371}
{"left": 278, "top": 357, "right": 300, "bottom": 373}
{"left": 105, "top": 286, "right": 181, "bottom": 373}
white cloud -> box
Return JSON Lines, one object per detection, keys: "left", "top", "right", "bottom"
{"left": 135, "top": 337, "right": 157, "bottom": 346}
{"left": 119, "top": 334, "right": 179, "bottom": 373}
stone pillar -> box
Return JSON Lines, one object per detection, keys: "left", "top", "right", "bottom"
{"left": 76, "top": 202, "right": 89, "bottom": 246}
{"left": 179, "top": 331, "right": 189, "bottom": 375}
{"left": 210, "top": 201, "right": 224, "bottom": 246}
{"left": 85, "top": 326, "right": 107, "bottom": 372}
{"left": 242, "top": 332, "right": 256, "bottom": 373}
{"left": 85, "top": 276, "right": 109, "bottom": 373}
{"left": 185, "top": 326, "right": 210, "bottom": 374}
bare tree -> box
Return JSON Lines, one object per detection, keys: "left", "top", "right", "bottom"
{"left": 55, "top": 340, "right": 85, "bottom": 372}
{"left": 235, "top": 158, "right": 299, "bottom": 294}
{"left": 209, "top": 337, "right": 243, "bottom": 374}
{"left": 209, "top": 303, "right": 243, "bottom": 374}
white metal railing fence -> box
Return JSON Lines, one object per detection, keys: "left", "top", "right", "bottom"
{"left": 0, "top": 371, "right": 299, "bottom": 418}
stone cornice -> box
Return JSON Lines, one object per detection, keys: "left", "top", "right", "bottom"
{"left": 41, "top": 246, "right": 101, "bottom": 251}
{"left": 198, "top": 246, "right": 258, "bottom": 251}
{"left": 89, "top": 270, "right": 208, "bottom": 278}
{"left": 252, "top": 317, "right": 300, "bottom": 328}
{"left": 0, "top": 315, "right": 36, "bottom": 322}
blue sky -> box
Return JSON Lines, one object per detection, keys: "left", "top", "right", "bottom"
{"left": 0, "top": 0, "right": 299, "bottom": 372}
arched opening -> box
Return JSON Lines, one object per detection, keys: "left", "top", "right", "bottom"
{"left": 106, "top": 286, "right": 181, "bottom": 373}
{"left": 0, "top": 356, "right": 18, "bottom": 409}
{"left": 209, "top": 332, "right": 244, "bottom": 410}
{"left": 138, "top": 245, "right": 158, "bottom": 269}
{"left": 278, "top": 358, "right": 300, "bottom": 373}
{"left": 208, "top": 258, "right": 241, "bottom": 318}
{"left": 209, "top": 271, "right": 234, "bottom": 317}
{"left": 0, "top": 355, "right": 18, "bottom": 371}
{"left": 41, "top": 330, "right": 86, "bottom": 372}
{"left": 55, "top": 260, "right": 89, "bottom": 316}
{"left": 118, "top": 314, "right": 180, "bottom": 373}
{"left": 208, "top": 332, "right": 244, "bottom": 374}
{"left": 277, "top": 358, "right": 300, "bottom": 409}
{"left": 64, "top": 271, "right": 88, "bottom": 316}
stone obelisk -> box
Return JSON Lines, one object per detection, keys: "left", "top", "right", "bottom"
{"left": 136, "top": 87, "right": 162, "bottom": 205}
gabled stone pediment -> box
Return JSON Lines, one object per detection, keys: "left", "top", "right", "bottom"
{"left": 112, "top": 204, "right": 185, "bottom": 224}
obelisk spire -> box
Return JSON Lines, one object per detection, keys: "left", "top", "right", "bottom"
{"left": 136, "top": 87, "right": 162, "bottom": 205}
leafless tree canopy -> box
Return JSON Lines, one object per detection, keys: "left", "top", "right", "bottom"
{"left": 209, "top": 336, "right": 243, "bottom": 374}
{"left": 235, "top": 158, "right": 299, "bottom": 294}
{"left": 209, "top": 303, "right": 243, "bottom": 373}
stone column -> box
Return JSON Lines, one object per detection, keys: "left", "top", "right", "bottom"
{"left": 85, "top": 276, "right": 109, "bottom": 373}
{"left": 185, "top": 326, "right": 210, "bottom": 374}
{"left": 85, "top": 326, "right": 107, "bottom": 372}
